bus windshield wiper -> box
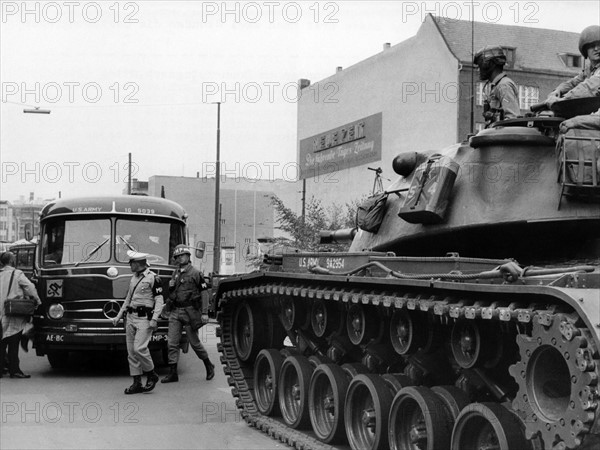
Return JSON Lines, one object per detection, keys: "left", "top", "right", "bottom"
{"left": 75, "top": 237, "right": 110, "bottom": 267}
{"left": 118, "top": 235, "right": 136, "bottom": 251}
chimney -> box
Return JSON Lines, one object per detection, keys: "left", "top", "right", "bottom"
{"left": 298, "top": 78, "right": 311, "bottom": 90}
{"left": 336, "top": 66, "right": 343, "bottom": 73}
{"left": 383, "top": 43, "right": 391, "bottom": 51}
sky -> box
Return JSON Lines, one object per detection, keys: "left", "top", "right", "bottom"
{"left": 1, "top": 0, "right": 599, "bottom": 203}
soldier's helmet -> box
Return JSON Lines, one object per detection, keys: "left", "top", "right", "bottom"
{"left": 473, "top": 45, "right": 507, "bottom": 66}
{"left": 578, "top": 25, "right": 600, "bottom": 57}
{"left": 173, "top": 245, "right": 191, "bottom": 258}
{"left": 127, "top": 250, "right": 149, "bottom": 265}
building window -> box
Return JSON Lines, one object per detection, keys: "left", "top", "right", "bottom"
{"left": 518, "top": 85, "right": 539, "bottom": 110}
{"left": 503, "top": 48, "right": 515, "bottom": 68}
{"left": 559, "top": 53, "right": 583, "bottom": 68}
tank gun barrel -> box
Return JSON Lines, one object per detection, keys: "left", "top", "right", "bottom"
{"left": 319, "top": 227, "right": 357, "bottom": 245}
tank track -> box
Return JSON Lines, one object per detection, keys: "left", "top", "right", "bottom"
{"left": 217, "top": 275, "right": 600, "bottom": 450}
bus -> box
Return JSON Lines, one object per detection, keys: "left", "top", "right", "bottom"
{"left": 31, "top": 195, "right": 202, "bottom": 368}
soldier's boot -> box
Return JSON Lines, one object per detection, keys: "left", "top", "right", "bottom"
{"left": 204, "top": 359, "right": 215, "bottom": 381}
{"left": 124, "top": 375, "right": 143, "bottom": 395}
{"left": 143, "top": 370, "right": 159, "bottom": 392}
{"left": 161, "top": 364, "right": 179, "bottom": 383}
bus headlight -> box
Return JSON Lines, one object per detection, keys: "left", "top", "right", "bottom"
{"left": 48, "top": 304, "right": 64, "bottom": 319}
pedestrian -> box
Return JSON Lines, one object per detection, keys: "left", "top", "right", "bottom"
{"left": 112, "top": 251, "right": 164, "bottom": 394}
{"left": 161, "top": 244, "right": 215, "bottom": 383}
{"left": 0, "top": 251, "right": 41, "bottom": 379}
{"left": 546, "top": 25, "right": 600, "bottom": 105}
{"left": 473, "top": 45, "right": 521, "bottom": 124}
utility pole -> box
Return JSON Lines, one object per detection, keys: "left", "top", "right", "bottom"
{"left": 212, "top": 102, "right": 221, "bottom": 275}
{"left": 128, "top": 153, "right": 132, "bottom": 195}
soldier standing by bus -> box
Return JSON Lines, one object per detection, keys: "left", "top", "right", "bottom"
{"left": 161, "top": 245, "right": 215, "bottom": 383}
{"left": 112, "top": 251, "right": 164, "bottom": 394}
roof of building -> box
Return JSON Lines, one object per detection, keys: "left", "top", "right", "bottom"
{"left": 430, "top": 14, "right": 582, "bottom": 74}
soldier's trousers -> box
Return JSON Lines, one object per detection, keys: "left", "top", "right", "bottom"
{"left": 125, "top": 313, "right": 154, "bottom": 376}
{"left": 166, "top": 307, "right": 208, "bottom": 364}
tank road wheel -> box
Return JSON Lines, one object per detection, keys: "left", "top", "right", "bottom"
{"left": 509, "top": 315, "right": 600, "bottom": 449}
{"left": 253, "top": 349, "right": 284, "bottom": 416}
{"left": 311, "top": 300, "right": 340, "bottom": 338}
{"left": 345, "top": 374, "right": 393, "bottom": 450}
{"left": 309, "top": 363, "right": 350, "bottom": 444}
{"left": 347, "top": 304, "right": 378, "bottom": 346}
{"left": 278, "top": 355, "right": 313, "bottom": 429}
{"left": 431, "top": 385, "right": 470, "bottom": 421}
{"left": 389, "top": 386, "right": 453, "bottom": 450}
{"left": 232, "top": 301, "right": 266, "bottom": 362}
{"left": 451, "top": 402, "right": 529, "bottom": 450}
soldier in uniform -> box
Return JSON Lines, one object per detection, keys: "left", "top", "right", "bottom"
{"left": 161, "top": 245, "right": 215, "bottom": 383}
{"left": 474, "top": 45, "right": 520, "bottom": 124}
{"left": 112, "top": 251, "right": 164, "bottom": 394}
{"left": 546, "top": 25, "right": 600, "bottom": 105}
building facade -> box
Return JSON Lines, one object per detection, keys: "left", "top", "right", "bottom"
{"left": 297, "top": 15, "right": 583, "bottom": 205}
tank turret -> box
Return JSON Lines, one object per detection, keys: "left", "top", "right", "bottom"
{"left": 215, "top": 97, "right": 600, "bottom": 450}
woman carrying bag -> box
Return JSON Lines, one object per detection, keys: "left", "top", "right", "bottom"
{"left": 0, "top": 251, "right": 41, "bottom": 379}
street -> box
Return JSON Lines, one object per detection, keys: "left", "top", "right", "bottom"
{"left": 0, "top": 323, "right": 282, "bottom": 450}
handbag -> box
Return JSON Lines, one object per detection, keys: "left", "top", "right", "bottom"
{"left": 3, "top": 270, "right": 37, "bottom": 316}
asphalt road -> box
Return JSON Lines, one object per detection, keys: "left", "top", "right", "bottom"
{"left": 0, "top": 322, "right": 282, "bottom": 450}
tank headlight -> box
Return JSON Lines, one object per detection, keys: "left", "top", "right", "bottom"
{"left": 48, "top": 303, "right": 64, "bottom": 319}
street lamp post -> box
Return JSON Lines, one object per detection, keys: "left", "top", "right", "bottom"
{"left": 212, "top": 102, "right": 221, "bottom": 275}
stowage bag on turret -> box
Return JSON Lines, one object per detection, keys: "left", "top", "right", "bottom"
{"left": 356, "top": 192, "right": 389, "bottom": 233}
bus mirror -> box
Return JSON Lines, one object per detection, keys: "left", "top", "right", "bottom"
{"left": 195, "top": 242, "right": 206, "bottom": 258}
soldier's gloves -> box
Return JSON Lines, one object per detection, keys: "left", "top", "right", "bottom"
{"left": 201, "top": 314, "right": 209, "bottom": 325}
{"left": 149, "top": 319, "right": 158, "bottom": 331}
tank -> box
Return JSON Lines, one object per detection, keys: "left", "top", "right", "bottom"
{"left": 215, "top": 97, "right": 600, "bottom": 450}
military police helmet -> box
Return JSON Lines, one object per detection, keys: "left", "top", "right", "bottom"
{"left": 473, "top": 45, "right": 507, "bottom": 66}
{"left": 173, "top": 245, "right": 191, "bottom": 258}
{"left": 127, "top": 250, "right": 149, "bottom": 264}
{"left": 578, "top": 25, "right": 600, "bottom": 57}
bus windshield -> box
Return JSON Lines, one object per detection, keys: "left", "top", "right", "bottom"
{"left": 115, "top": 219, "right": 181, "bottom": 265}
{"left": 41, "top": 217, "right": 184, "bottom": 266}
{"left": 42, "top": 218, "right": 111, "bottom": 266}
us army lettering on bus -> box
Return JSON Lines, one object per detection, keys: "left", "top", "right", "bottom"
{"left": 72, "top": 207, "right": 103, "bottom": 213}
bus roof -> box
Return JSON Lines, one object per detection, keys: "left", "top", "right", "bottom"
{"left": 40, "top": 195, "right": 188, "bottom": 221}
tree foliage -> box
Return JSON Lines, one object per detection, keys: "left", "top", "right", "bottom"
{"left": 270, "top": 195, "right": 362, "bottom": 252}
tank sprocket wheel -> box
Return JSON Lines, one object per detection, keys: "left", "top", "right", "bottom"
{"left": 388, "top": 386, "right": 453, "bottom": 450}
{"left": 509, "top": 314, "right": 600, "bottom": 449}
{"left": 254, "top": 349, "right": 284, "bottom": 416}
{"left": 309, "top": 363, "right": 350, "bottom": 444}
{"left": 451, "top": 402, "right": 530, "bottom": 450}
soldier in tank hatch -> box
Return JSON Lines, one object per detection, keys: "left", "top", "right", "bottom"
{"left": 474, "top": 45, "right": 521, "bottom": 124}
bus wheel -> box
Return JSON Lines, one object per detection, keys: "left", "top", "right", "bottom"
{"left": 47, "top": 351, "right": 69, "bottom": 369}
